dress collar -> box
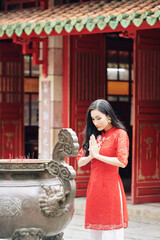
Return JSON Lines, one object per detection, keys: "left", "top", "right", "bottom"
{"left": 102, "top": 126, "right": 116, "bottom": 137}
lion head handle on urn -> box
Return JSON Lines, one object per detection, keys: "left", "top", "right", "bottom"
{"left": 39, "top": 128, "right": 79, "bottom": 218}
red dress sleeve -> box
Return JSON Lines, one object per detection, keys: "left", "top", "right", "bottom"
{"left": 76, "top": 148, "right": 91, "bottom": 172}
{"left": 116, "top": 130, "right": 129, "bottom": 167}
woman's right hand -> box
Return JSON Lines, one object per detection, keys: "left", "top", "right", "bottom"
{"left": 89, "top": 134, "right": 100, "bottom": 159}
{"left": 78, "top": 154, "right": 92, "bottom": 168}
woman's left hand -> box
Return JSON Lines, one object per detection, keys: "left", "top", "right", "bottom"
{"left": 89, "top": 135, "right": 100, "bottom": 158}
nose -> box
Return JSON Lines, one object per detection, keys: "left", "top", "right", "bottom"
{"left": 94, "top": 120, "right": 99, "bottom": 126}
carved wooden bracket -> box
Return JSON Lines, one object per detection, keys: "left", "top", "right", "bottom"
{"left": 119, "top": 31, "right": 136, "bottom": 39}
{"left": 13, "top": 36, "right": 48, "bottom": 78}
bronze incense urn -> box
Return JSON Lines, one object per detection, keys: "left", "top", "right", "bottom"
{"left": 0, "top": 128, "right": 79, "bottom": 240}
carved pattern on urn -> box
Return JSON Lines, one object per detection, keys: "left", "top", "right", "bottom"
{"left": 0, "top": 163, "right": 45, "bottom": 170}
{"left": 39, "top": 184, "right": 69, "bottom": 217}
{"left": 40, "top": 128, "right": 78, "bottom": 218}
{"left": 0, "top": 198, "right": 22, "bottom": 217}
{"left": 12, "top": 228, "right": 43, "bottom": 240}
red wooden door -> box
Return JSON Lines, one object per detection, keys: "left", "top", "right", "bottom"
{"left": 0, "top": 42, "right": 24, "bottom": 159}
{"left": 70, "top": 34, "right": 105, "bottom": 196}
{"left": 132, "top": 29, "right": 160, "bottom": 204}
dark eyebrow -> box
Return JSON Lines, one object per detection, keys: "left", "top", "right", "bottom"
{"left": 91, "top": 115, "right": 101, "bottom": 118}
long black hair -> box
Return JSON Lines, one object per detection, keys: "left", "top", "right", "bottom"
{"left": 82, "top": 99, "right": 126, "bottom": 156}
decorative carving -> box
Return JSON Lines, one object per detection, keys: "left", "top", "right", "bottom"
{"left": 0, "top": 198, "right": 22, "bottom": 217}
{"left": 12, "top": 228, "right": 43, "bottom": 240}
{"left": 0, "top": 163, "right": 45, "bottom": 171}
{"left": 42, "top": 128, "right": 78, "bottom": 218}
{"left": 39, "top": 185, "right": 69, "bottom": 217}
{"left": 43, "top": 232, "right": 64, "bottom": 240}
{"left": 52, "top": 128, "right": 79, "bottom": 162}
{"left": 47, "top": 161, "right": 76, "bottom": 180}
{"left": 5, "top": 132, "right": 14, "bottom": 150}
{"left": 138, "top": 123, "right": 159, "bottom": 181}
{"left": 144, "top": 137, "right": 153, "bottom": 160}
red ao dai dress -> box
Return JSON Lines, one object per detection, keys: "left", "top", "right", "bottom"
{"left": 77, "top": 127, "right": 129, "bottom": 231}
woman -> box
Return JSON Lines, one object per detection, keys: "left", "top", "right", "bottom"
{"left": 77, "top": 99, "right": 129, "bottom": 240}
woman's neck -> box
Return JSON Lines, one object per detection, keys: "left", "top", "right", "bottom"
{"left": 104, "top": 124, "right": 113, "bottom": 132}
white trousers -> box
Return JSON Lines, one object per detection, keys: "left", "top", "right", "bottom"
{"left": 90, "top": 228, "right": 124, "bottom": 240}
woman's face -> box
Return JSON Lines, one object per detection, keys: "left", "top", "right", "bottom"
{"left": 90, "top": 109, "right": 112, "bottom": 132}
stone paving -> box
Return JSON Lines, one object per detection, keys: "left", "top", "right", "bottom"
{"left": 64, "top": 197, "right": 160, "bottom": 240}
{"left": 64, "top": 214, "right": 160, "bottom": 240}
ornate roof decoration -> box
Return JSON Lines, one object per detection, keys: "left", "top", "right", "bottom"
{"left": 0, "top": 0, "right": 159, "bottom": 38}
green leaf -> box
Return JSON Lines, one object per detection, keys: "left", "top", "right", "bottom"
{"left": 34, "top": 25, "right": 43, "bottom": 35}
{"left": 15, "top": 28, "right": 23, "bottom": 37}
{"left": 104, "top": 15, "right": 115, "bottom": 23}
{"left": 64, "top": 24, "right": 73, "bottom": 33}
{"left": 146, "top": 17, "right": 157, "bottom": 26}
{"left": 93, "top": 16, "right": 104, "bottom": 24}
{"left": 9, "top": 24, "right": 16, "bottom": 30}
{"left": 116, "top": 13, "right": 128, "bottom": 22}
{"left": 71, "top": 19, "right": 77, "bottom": 26}
{"left": 133, "top": 18, "right": 143, "bottom": 27}
{"left": 128, "top": 12, "right": 141, "bottom": 21}
{"left": 24, "top": 26, "right": 33, "bottom": 35}
{"left": 93, "top": 17, "right": 99, "bottom": 24}
{"left": 61, "top": 19, "right": 71, "bottom": 27}
{"left": 82, "top": 17, "right": 92, "bottom": 25}
{"left": 97, "top": 21, "right": 106, "bottom": 30}
{"left": 15, "top": 23, "right": 22, "bottom": 29}
{"left": 121, "top": 19, "right": 131, "bottom": 29}
{"left": 31, "top": 23, "right": 36, "bottom": 29}
{"left": 2, "top": 25, "right": 7, "bottom": 31}
{"left": 21, "top": 23, "right": 27, "bottom": 29}
{"left": 50, "top": 20, "right": 58, "bottom": 28}
{"left": 75, "top": 22, "right": 84, "bottom": 32}
{"left": 154, "top": 9, "right": 160, "bottom": 18}
{"left": 109, "top": 20, "right": 118, "bottom": 30}
{"left": 86, "top": 22, "right": 95, "bottom": 32}
{"left": 40, "top": 22, "right": 46, "bottom": 28}
{"left": 55, "top": 25, "right": 63, "bottom": 34}
{"left": 51, "top": 20, "right": 61, "bottom": 27}
{"left": 0, "top": 29, "right": 4, "bottom": 37}
{"left": 141, "top": 11, "right": 153, "bottom": 19}
{"left": 25, "top": 22, "right": 31, "bottom": 27}
{"left": 6, "top": 29, "right": 14, "bottom": 37}
{"left": 44, "top": 25, "right": 53, "bottom": 35}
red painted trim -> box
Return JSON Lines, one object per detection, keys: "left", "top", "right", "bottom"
{"left": 63, "top": 36, "right": 70, "bottom": 128}
{"left": 131, "top": 36, "right": 137, "bottom": 204}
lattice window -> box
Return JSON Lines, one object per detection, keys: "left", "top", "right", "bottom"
{"left": 5, "top": 0, "right": 48, "bottom": 10}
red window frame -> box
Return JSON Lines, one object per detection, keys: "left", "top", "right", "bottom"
{"left": 5, "top": 0, "right": 48, "bottom": 10}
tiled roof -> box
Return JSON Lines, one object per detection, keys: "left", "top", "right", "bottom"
{"left": 0, "top": 0, "right": 160, "bottom": 37}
